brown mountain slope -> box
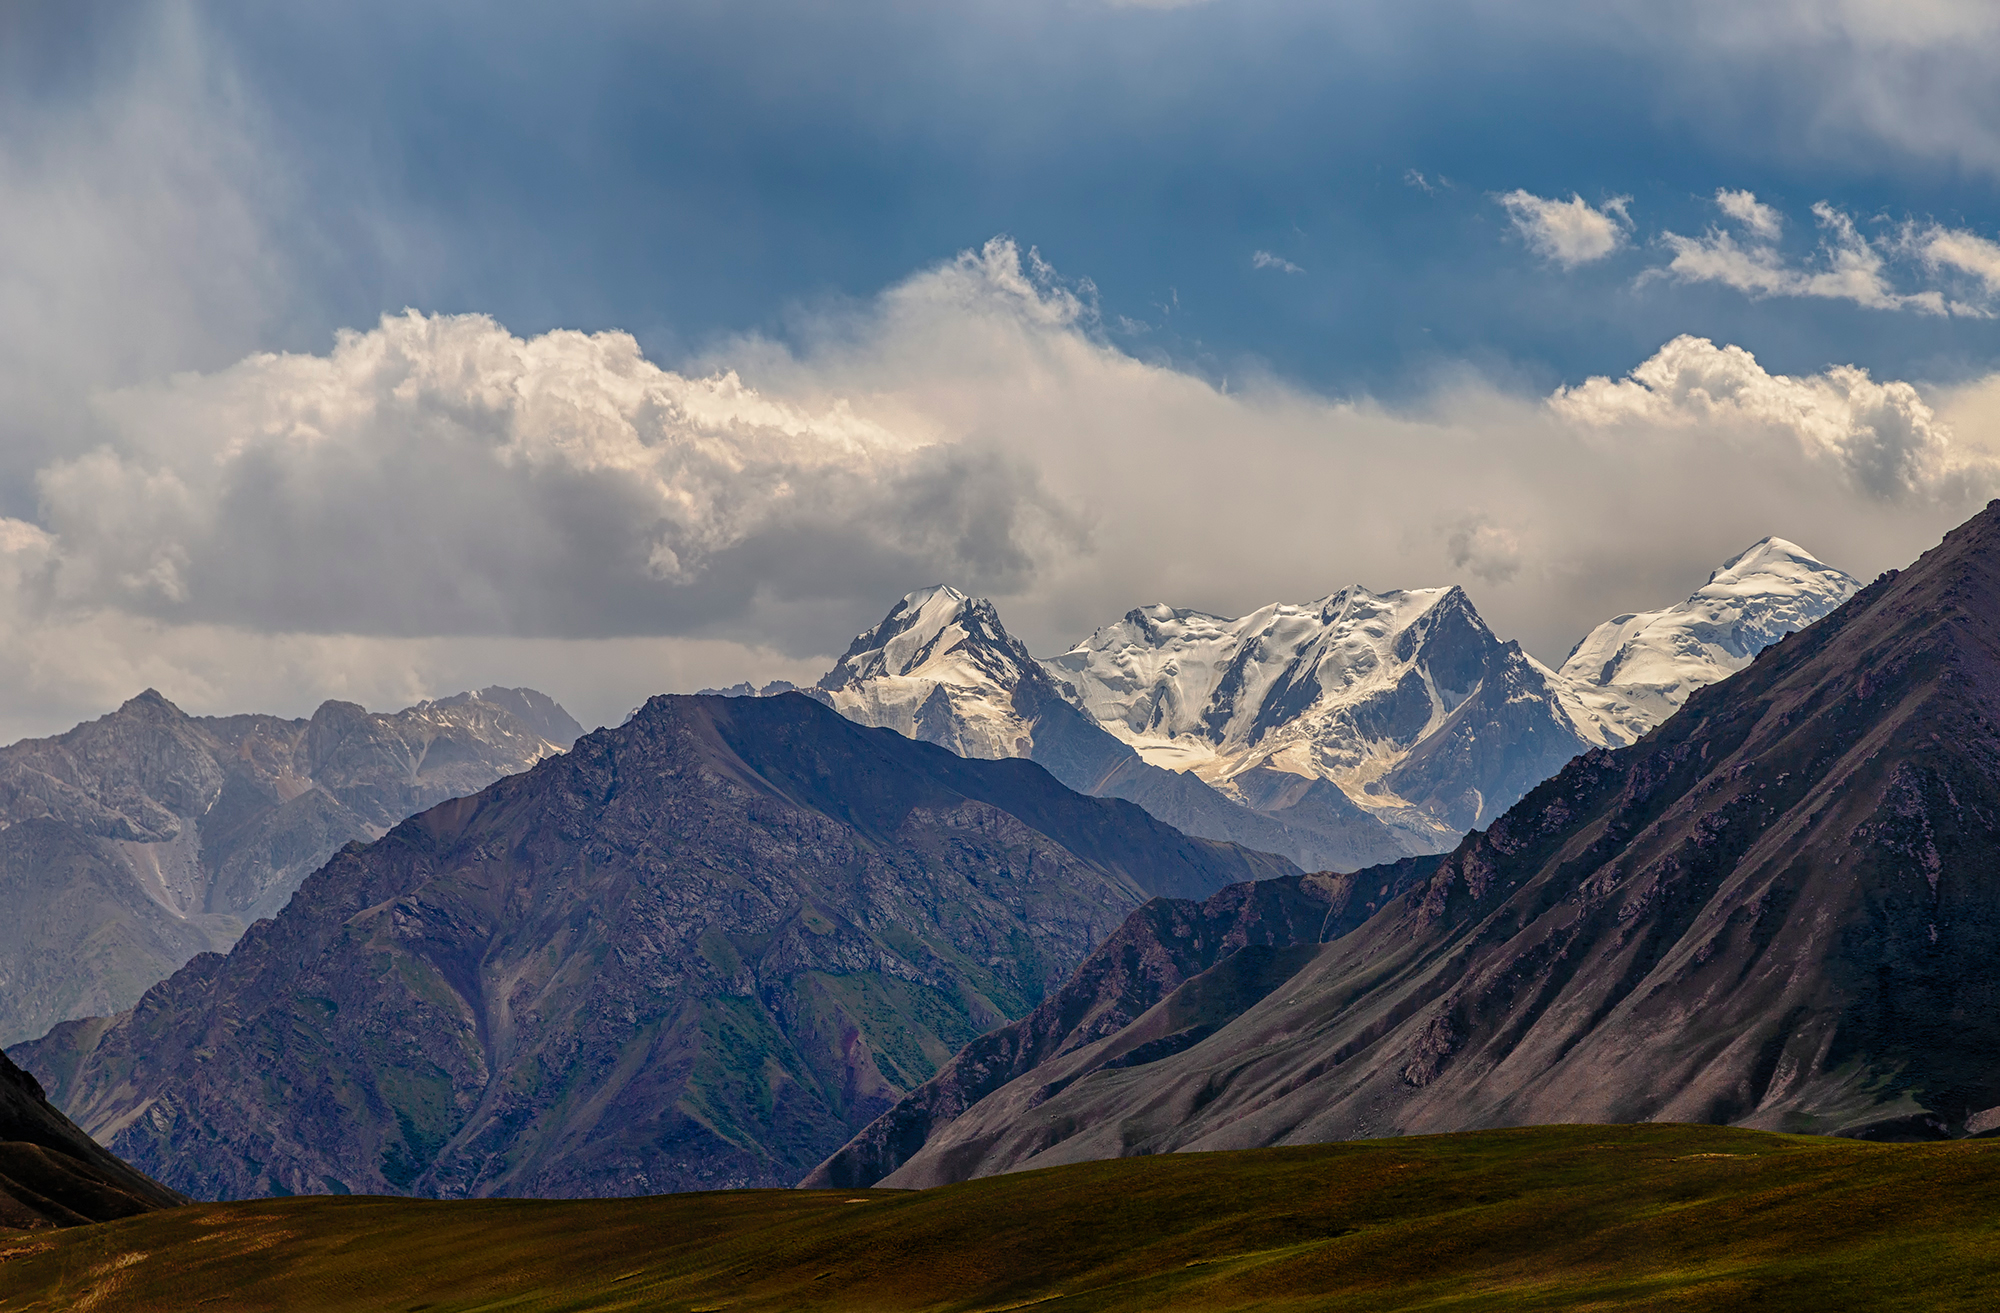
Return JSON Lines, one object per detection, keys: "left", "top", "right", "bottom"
{"left": 871, "top": 501, "right": 2000, "bottom": 1184}
{"left": 9, "top": 693, "right": 1293, "bottom": 1201}
{"left": 805, "top": 853, "right": 1442, "bottom": 1188}
{"left": 0, "top": 1047, "right": 181, "bottom": 1228}
{"left": 0, "top": 687, "right": 579, "bottom": 1047}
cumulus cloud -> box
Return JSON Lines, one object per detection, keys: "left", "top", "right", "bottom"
{"left": 1497, "top": 190, "right": 1632, "bottom": 267}
{"left": 707, "top": 240, "right": 1996, "bottom": 677}
{"left": 31, "top": 305, "right": 1080, "bottom": 643}
{"left": 1548, "top": 334, "right": 1987, "bottom": 500}
{"left": 1252, "top": 250, "right": 1304, "bottom": 274}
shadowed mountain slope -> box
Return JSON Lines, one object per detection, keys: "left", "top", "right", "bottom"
{"left": 858, "top": 502, "right": 2000, "bottom": 1184}
{"left": 0, "top": 687, "right": 579, "bottom": 1048}
{"left": 0, "top": 1047, "right": 181, "bottom": 1228}
{"left": 10, "top": 694, "right": 1293, "bottom": 1201}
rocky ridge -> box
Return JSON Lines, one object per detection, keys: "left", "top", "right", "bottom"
{"left": 0, "top": 686, "right": 579, "bottom": 1046}
{"left": 816, "top": 588, "right": 1419, "bottom": 871}
{"left": 805, "top": 851, "right": 1443, "bottom": 1189}
{"left": 11, "top": 693, "right": 1294, "bottom": 1201}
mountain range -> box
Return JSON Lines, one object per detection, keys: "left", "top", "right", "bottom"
{"left": 11, "top": 693, "right": 1292, "bottom": 1200}
{"left": 810, "top": 504, "right": 2000, "bottom": 1187}
{"left": 0, "top": 530, "right": 1905, "bottom": 1211}
{"left": 779, "top": 538, "right": 1855, "bottom": 871}
{"left": 0, "top": 687, "right": 580, "bottom": 1047}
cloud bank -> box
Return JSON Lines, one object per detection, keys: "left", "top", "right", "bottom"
{"left": 35, "top": 309, "right": 1075, "bottom": 640}
{"left": 0, "top": 236, "right": 1994, "bottom": 739}
{"left": 1549, "top": 335, "right": 1981, "bottom": 500}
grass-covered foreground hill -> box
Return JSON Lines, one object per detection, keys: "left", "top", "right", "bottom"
{"left": 4, "top": 1124, "right": 1997, "bottom": 1311}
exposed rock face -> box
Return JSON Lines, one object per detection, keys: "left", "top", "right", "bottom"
{"left": 0, "top": 687, "right": 579, "bottom": 1047}
{"left": 0, "top": 1047, "right": 181, "bottom": 1228}
{"left": 804, "top": 853, "right": 1442, "bottom": 1189}
{"left": 818, "top": 587, "right": 1425, "bottom": 872}
{"left": 10, "top": 694, "right": 1294, "bottom": 1201}
{"left": 848, "top": 505, "right": 2000, "bottom": 1182}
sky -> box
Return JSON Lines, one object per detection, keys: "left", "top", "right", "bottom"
{"left": 4, "top": 0, "right": 2000, "bottom": 736}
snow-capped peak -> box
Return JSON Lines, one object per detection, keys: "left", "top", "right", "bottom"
{"left": 1556, "top": 537, "right": 1859, "bottom": 734}
{"left": 1043, "top": 582, "right": 1530, "bottom": 839}
{"left": 816, "top": 585, "right": 1047, "bottom": 759}
{"left": 1047, "top": 584, "right": 1484, "bottom": 762}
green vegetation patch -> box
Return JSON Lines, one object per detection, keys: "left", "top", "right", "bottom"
{"left": 800, "top": 970, "right": 983, "bottom": 1090}
{"left": 6, "top": 1124, "right": 2000, "bottom": 1311}
{"left": 678, "top": 997, "right": 814, "bottom": 1150}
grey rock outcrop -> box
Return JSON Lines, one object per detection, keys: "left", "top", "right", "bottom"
{"left": 0, "top": 687, "right": 579, "bottom": 1046}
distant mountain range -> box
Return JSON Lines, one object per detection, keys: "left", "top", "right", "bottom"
{"left": 810, "top": 506, "right": 2000, "bottom": 1186}
{"left": 721, "top": 538, "right": 1856, "bottom": 872}
{"left": 0, "top": 687, "right": 580, "bottom": 1047}
{"left": 11, "top": 694, "right": 1292, "bottom": 1200}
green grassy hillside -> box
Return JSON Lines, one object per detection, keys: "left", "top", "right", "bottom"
{"left": 3, "top": 1124, "right": 1997, "bottom": 1311}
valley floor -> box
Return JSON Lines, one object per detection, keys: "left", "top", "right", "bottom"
{"left": 1, "top": 1124, "right": 1995, "bottom": 1311}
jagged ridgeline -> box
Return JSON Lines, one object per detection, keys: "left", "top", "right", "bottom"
{"left": 0, "top": 687, "right": 581, "bottom": 1049}
{"left": 10, "top": 694, "right": 1294, "bottom": 1200}
{"left": 787, "top": 539, "right": 1855, "bottom": 875}
{"left": 807, "top": 503, "right": 2000, "bottom": 1187}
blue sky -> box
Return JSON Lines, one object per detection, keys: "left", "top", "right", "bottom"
{"left": 3, "top": 0, "right": 2000, "bottom": 732}
{"left": 209, "top": 0, "right": 2000, "bottom": 392}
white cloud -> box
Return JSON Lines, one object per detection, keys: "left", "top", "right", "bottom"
{"left": 1549, "top": 334, "right": 1984, "bottom": 500}
{"left": 1714, "top": 188, "right": 1783, "bottom": 240}
{"left": 1252, "top": 250, "right": 1303, "bottom": 274}
{"left": 0, "top": 235, "right": 1994, "bottom": 744}
{"left": 36, "top": 300, "right": 1079, "bottom": 643}
{"left": 1497, "top": 190, "right": 1631, "bottom": 268}
{"left": 1657, "top": 199, "right": 1961, "bottom": 315}
{"left": 1907, "top": 222, "right": 2000, "bottom": 294}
